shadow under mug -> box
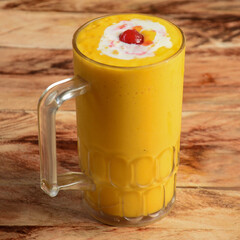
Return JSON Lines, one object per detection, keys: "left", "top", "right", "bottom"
{"left": 38, "top": 15, "right": 185, "bottom": 227}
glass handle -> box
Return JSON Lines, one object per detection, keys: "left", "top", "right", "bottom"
{"left": 38, "top": 76, "right": 95, "bottom": 197}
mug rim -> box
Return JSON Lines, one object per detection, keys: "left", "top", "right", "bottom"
{"left": 72, "top": 13, "right": 185, "bottom": 69}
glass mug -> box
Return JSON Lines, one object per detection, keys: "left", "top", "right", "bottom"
{"left": 38, "top": 15, "right": 185, "bottom": 226}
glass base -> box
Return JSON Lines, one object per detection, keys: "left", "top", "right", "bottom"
{"left": 83, "top": 194, "right": 176, "bottom": 227}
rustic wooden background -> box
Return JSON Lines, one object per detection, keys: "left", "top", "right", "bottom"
{"left": 0, "top": 0, "right": 240, "bottom": 239}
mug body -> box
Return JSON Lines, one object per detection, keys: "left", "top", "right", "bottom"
{"left": 73, "top": 15, "right": 185, "bottom": 226}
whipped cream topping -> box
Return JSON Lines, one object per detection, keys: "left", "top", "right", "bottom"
{"left": 97, "top": 19, "right": 172, "bottom": 60}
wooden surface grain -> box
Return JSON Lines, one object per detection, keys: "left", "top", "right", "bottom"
{"left": 0, "top": 0, "right": 239, "bottom": 239}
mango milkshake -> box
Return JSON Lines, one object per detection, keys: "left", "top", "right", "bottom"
{"left": 73, "top": 14, "right": 185, "bottom": 222}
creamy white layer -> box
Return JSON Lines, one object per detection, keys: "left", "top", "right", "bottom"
{"left": 97, "top": 19, "right": 173, "bottom": 60}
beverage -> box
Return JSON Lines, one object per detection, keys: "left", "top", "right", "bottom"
{"left": 39, "top": 13, "right": 185, "bottom": 226}
{"left": 73, "top": 14, "right": 185, "bottom": 221}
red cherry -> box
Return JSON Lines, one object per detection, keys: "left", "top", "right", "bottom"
{"left": 119, "top": 29, "right": 144, "bottom": 45}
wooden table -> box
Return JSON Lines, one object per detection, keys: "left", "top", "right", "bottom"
{"left": 0, "top": 0, "right": 240, "bottom": 239}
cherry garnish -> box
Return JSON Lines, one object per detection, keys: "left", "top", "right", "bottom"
{"left": 119, "top": 29, "right": 144, "bottom": 45}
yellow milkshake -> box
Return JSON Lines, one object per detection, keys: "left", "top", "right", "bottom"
{"left": 73, "top": 14, "right": 185, "bottom": 222}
